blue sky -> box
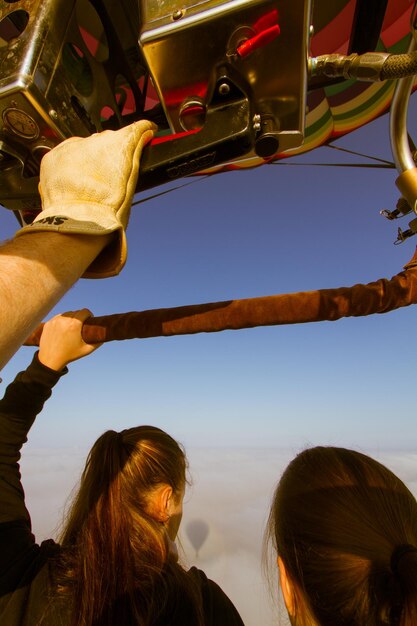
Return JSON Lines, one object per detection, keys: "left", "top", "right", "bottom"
{"left": 0, "top": 102, "right": 416, "bottom": 452}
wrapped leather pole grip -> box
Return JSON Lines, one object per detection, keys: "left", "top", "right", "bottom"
{"left": 24, "top": 247, "right": 417, "bottom": 347}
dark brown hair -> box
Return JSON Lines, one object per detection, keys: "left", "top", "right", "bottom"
{"left": 266, "top": 447, "right": 417, "bottom": 626}
{"left": 57, "top": 425, "right": 203, "bottom": 626}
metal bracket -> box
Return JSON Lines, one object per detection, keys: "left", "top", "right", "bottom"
{"left": 137, "top": 70, "right": 256, "bottom": 191}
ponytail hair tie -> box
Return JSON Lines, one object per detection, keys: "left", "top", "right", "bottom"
{"left": 390, "top": 544, "right": 417, "bottom": 575}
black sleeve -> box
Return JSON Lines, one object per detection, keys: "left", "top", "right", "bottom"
{"left": 189, "top": 567, "right": 245, "bottom": 625}
{"left": 0, "top": 353, "right": 66, "bottom": 576}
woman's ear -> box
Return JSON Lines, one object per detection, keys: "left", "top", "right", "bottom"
{"left": 159, "top": 484, "right": 174, "bottom": 521}
{"left": 148, "top": 484, "right": 173, "bottom": 522}
{"left": 278, "top": 556, "right": 296, "bottom": 617}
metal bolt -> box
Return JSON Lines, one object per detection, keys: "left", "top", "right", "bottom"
{"left": 218, "top": 82, "right": 230, "bottom": 96}
{"left": 49, "top": 109, "right": 58, "bottom": 120}
{"left": 253, "top": 122, "right": 261, "bottom": 132}
{"left": 172, "top": 9, "right": 184, "bottom": 20}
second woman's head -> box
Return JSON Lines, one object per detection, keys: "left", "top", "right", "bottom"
{"left": 266, "top": 446, "right": 417, "bottom": 626}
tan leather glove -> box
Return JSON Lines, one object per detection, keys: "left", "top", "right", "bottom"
{"left": 15, "top": 120, "right": 156, "bottom": 278}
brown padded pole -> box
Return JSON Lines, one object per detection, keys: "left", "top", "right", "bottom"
{"left": 24, "top": 247, "right": 417, "bottom": 347}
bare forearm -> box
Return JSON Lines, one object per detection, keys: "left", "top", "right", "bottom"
{"left": 0, "top": 232, "right": 110, "bottom": 368}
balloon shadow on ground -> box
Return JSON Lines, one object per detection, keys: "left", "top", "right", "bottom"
{"left": 186, "top": 519, "right": 209, "bottom": 558}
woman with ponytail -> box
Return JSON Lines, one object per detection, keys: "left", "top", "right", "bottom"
{"left": 0, "top": 309, "right": 244, "bottom": 626}
{"left": 266, "top": 446, "right": 417, "bottom": 626}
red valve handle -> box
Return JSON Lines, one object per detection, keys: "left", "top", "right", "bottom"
{"left": 236, "top": 25, "right": 281, "bottom": 58}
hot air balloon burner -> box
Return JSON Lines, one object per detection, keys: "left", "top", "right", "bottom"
{"left": 0, "top": 0, "right": 312, "bottom": 222}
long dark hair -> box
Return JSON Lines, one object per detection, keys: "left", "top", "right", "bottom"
{"left": 57, "top": 425, "right": 203, "bottom": 626}
{"left": 266, "top": 447, "right": 417, "bottom": 626}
